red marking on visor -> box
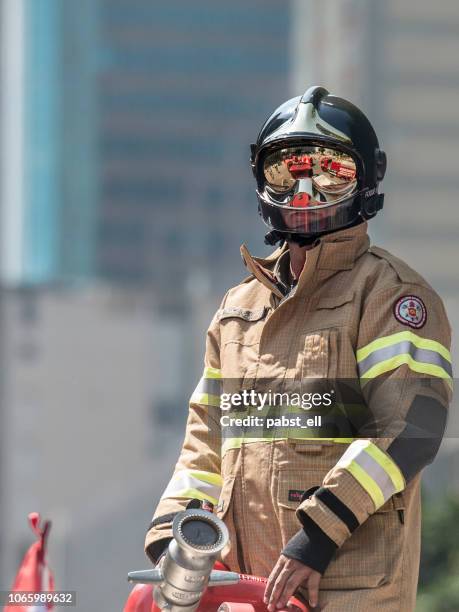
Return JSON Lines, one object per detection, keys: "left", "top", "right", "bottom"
{"left": 291, "top": 193, "right": 311, "bottom": 208}
{"left": 286, "top": 155, "right": 313, "bottom": 179}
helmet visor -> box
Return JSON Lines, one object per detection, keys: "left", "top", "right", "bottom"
{"left": 258, "top": 193, "right": 362, "bottom": 235}
{"left": 263, "top": 146, "right": 357, "bottom": 208}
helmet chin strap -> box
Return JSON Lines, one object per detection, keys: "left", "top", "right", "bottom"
{"left": 264, "top": 230, "right": 285, "bottom": 246}
{"left": 288, "top": 234, "right": 320, "bottom": 247}
{"left": 264, "top": 230, "right": 317, "bottom": 247}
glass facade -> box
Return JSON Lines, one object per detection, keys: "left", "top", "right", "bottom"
{"left": 2, "top": 0, "right": 98, "bottom": 284}
{"left": 22, "top": 0, "right": 61, "bottom": 282}
{"left": 3, "top": 0, "right": 291, "bottom": 302}
{"left": 96, "top": 0, "right": 291, "bottom": 307}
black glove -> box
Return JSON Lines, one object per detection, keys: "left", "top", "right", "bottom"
{"left": 146, "top": 537, "right": 172, "bottom": 565}
{"left": 282, "top": 515, "right": 337, "bottom": 575}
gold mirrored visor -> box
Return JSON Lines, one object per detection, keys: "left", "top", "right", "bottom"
{"left": 263, "top": 146, "right": 358, "bottom": 208}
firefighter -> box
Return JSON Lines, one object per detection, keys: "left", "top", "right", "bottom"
{"left": 144, "top": 87, "right": 452, "bottom": 610}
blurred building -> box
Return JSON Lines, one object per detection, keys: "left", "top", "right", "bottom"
{"left": 291, "top": 0, "right": 372, "bottom": 106}
{"left": 0, "top": 284, "right": 186, "bottom": 608}
{"left": 1, "top": 0, "right": 26, "bottom": 282}
{"left": 0, "top": 0, "right": 99, "bottom": 284}
{"left": 97, "top": 0, "right": 290, "bottom": 310}
{"left": 1, "top": 0, "right": 291, "bottom": 309}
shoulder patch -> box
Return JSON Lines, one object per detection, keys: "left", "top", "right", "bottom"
{"left": 394, "top": 295, "right": 427, "bottom": 329}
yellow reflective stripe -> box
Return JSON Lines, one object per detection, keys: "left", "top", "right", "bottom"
{"left": 357, "top": 331, "right": 451, "bottom": 364}
{"left": 227, "top": 404, "right": 365, "bottom": 417}
{"left": 188, "top": 470, "right": 223, "bottom": 488}
{"left": 221, "top": 437, "right": 355, "bottom": 454}
{"left": 204, "top": 366, "right": 222, "bottom": 379}
{"left": 337, "top": 440, "right": 406, "bottom": 509}
{"left": 344, "top": 460, "right": 385, "bottom": 509}
{"left": 168, "top": 488, "right": 220, "bottom": 505}
{"left": 361, "top": 353, "right": 453, "bottom": 386}
{"left": 191, "top": 368, "right": 222, "bottom": 406}
{"left": 161, "top": 469, "right": 222, "bottom": 504}
{"left": 360, "top": 441, "right": 405, "bottom": 493}
{"left": 190, "top": 392, "right": 221, "bottom": 407}
{"left": 222, "top": 438, "right": 242, "bottom": 452}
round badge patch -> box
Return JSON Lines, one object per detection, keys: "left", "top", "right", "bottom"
{"left": 394, "top": 295, "right": 427, "bottom": 329}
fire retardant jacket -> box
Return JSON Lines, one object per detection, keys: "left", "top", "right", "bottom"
{"left": 145, "top": 222, "right": 452, "bottom": 611}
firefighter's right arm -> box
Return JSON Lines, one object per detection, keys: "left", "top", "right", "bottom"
{"left": 287, "top": 283, "right": 452, "bottom": 574}
{"left": 144, "top": 306, "right": 223, "bottom": 564}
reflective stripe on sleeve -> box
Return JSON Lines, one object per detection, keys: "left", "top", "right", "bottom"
{"left": 357, "top": 331, "right": 452, "bottom": 385}
{"left": 221, "top": 436, "right": 355, "bottom": 455}
{"left": 336, "top": 440, "right": 405, "bottom": 510}
{"left": 190, "top": 367, "right": 222, "bottom": 407}
{"left": 160, "top": 469, "right": 222, "bottom": 505}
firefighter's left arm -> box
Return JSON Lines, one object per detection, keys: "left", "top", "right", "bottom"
{"left": 284, "top": 283, "right": 453, "bottom": 574}
{"left": 144, "top": 302, "right": 224, "bottom": 564}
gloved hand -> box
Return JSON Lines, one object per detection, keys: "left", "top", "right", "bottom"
{"left": 146, "top": 537, "right": 172, "bottom": 566}
{"left": 282, "top": 523, "right": 337, "bottom": 575}
{"left": 264, "top": 549, "right": 321, "bottom": 610}
{"left": 264, "top": 519, "right": 338, "bottom": 611}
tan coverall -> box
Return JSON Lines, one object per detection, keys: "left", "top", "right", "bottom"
{"left": 145, "top": 222, "right": 452, "bottom": 611}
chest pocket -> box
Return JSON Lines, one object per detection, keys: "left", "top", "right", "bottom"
{"left": 218, "top": 306, "right": 268, "bottom": 347}
{"left": 294, "top": 291, "right": 354, "bottom": 390}
{"left": 297, "top": 328, "right": 338, "bottom": 381}
{"left": 219, "top": 306, "right": 268, "bottom": 380}
{"left": 306, "top": 290, "right": 355, "bottom": 332}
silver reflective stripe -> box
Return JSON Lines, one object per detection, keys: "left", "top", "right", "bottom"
{"left": 351, "top": 448, "right": 396, "bottom": 502}
{"left": 193, "top": 376, "right": 222, "bottom": 397}
{"left": 161, "top": 471, "right": 222, "bottom": 502}
{"left": 358, "top": 340, "right": 453, "bottom": 378}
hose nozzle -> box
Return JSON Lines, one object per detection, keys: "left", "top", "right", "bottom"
{"left": 128, "top": 509, "right": 239, "bottom": 611}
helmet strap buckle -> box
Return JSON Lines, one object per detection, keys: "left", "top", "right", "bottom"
{"left": 264, "top": 230, "right": 285, "bottom": 246}
{"left": 362, "top": 193, "right": 384, "bottom": 218}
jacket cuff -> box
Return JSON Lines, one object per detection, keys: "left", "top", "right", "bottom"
{"left": 145, "top": 500, "right": 213, "bottom": 564}
{"left": 296, "top": 482, "right": 363, "bottom": 548}
{"left": 282, "top": 515, "right": 338, "bottom": 575}
{"left": 145, "top": 537, "right": 172, "bottom": 565}
{"left": 145, "top": 512, "right": 177, "bottom": 564}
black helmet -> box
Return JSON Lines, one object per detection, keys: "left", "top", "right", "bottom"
{"left": 250, "top": 86, "right": 387, "bottom": 245}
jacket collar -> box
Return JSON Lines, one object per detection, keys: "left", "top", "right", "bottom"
{"left": 240, "top": 222, "right": 370, "bottom": 297}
